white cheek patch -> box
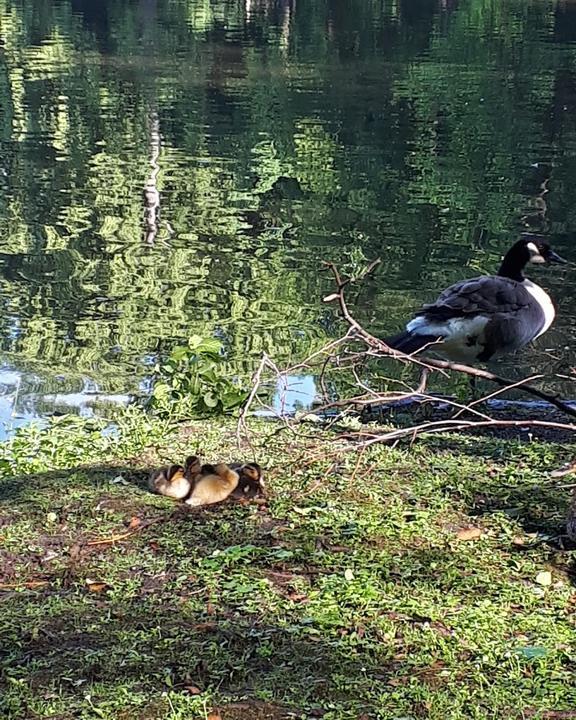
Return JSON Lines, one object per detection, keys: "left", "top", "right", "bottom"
{"left": 527, "top": 241, "right": 546, "bottom": 264}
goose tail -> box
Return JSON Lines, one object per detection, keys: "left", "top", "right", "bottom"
{"left": 384, "top": 331, "right": 441, "bottom": 355}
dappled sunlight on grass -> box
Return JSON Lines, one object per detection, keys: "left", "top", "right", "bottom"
{"left": 0, "top": 414, "right": 575, "bottom": 719}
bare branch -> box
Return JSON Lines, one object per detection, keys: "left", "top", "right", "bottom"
{"left": 349, "top": 418, "right": 576, "bottom": 447}
{"left": 237, "top": 260, "right": 576, "bottom": 454}
{"left": 322, "top": 260, "right": 576, "bottom": 420}
{"left": 236, "top": 354, "right": 272, "bottom": 450}
{"left": 452, "top": 374, "right": 545, "bottom": 419}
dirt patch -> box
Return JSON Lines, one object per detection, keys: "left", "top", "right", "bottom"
{"left": 93, "top": 495, "right": 148, "bottom": 514}
{"left": 0, "top": 514, "right": 18, "bottom": 527}
{"left": 0, "top": 548, "right": 21, "bottom": 580}
{"left": 217, "top": 701, "right": 293, "bottom": 720}
{"left": 260, "top": 567, "right": 312, "bottom": 601}
{"left": 116, "top": 702, "right": 169, "bottom": 720}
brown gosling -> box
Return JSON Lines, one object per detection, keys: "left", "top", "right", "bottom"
{"left": 184, "top": 463, "right": 240, "bottom": 507}
{"left": 229, "top": 462, "right": 266, "bottom": 500}
{"left": 148, "top": 455, "right": 201, "bottom": 500}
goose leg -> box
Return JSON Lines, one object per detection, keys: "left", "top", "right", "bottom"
{"left": 469, "top": 375, "right": 479, "bottom": 402}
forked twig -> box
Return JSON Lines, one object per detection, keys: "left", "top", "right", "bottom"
{"left": 86, "top": 517, "right": 164, "bottom": 546}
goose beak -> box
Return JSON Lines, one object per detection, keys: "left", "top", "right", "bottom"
{"left": 548, "top": 250, "right": 567, "bottom": 264}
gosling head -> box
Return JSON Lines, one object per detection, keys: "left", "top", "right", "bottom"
{"left": 184, "top": 455, "right": 202, "bottom": 478}
{"left": 242, "top": 462, "right": 265, "bottom": 489}
{"left": 166, "top": 464, "right": 185, "bottom": 481}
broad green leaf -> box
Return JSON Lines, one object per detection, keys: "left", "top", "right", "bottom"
{"left": 187, "top": 335, "right": 204, "bottom": 350}
{"left": 513, "top": 646, "right": 549, "bottom": 660}
{"left": 196, "top": 338, "right": 223, "bottom": 355}
{"left": 170, "top": 346, "right": 189, "bottom": 362}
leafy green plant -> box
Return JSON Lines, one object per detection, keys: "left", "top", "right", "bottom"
{"left": 150, "top": 335, "right": 248, "bottom": 418}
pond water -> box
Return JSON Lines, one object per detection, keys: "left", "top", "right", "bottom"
{"left": 1, "top": 0, "right": 576, "bottom": 431}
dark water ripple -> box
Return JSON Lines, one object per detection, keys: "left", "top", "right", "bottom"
{"left": 0, "top": 0, "right": 575, "bottom": 429}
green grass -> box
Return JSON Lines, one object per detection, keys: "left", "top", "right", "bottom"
{"left": 0, "top": 409, "right": 575, "bottom": 719}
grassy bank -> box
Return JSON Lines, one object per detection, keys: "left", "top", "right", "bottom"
{"left": 0, "top": 409, "right": 575, "bottom": 720}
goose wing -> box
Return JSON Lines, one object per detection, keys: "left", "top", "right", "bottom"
{"left": 417, "top": 276, "right": 532, "bottom": 320}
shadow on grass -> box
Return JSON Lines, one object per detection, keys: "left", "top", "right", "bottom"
{"left": 0, "top": 463, "right": 150, "bottom": 502}
{"left": 0, "top": 465, "right": 398, "bottom": 717}
{"left": 3, "top": 601, "right": 398, "bottom": 708}
{"left": 413, "top": 434, "right": 573, "bottom": 540}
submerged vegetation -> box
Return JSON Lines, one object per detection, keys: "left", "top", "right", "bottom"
{"left": 0, "top": 409, "right": 575, "bottom": 719}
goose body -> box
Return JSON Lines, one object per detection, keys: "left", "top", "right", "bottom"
{"left": 386, "top": 238, "right": 565, "bottom": 363}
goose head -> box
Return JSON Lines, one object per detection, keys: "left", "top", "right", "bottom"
{"left": 498, "top": 237, "right": 566, "bottom": 280}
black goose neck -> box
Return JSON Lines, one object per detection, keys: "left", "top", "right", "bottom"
{"left": 497, "top": 244, "right": 527, "bottom": 282}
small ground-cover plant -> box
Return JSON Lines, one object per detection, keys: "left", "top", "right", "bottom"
{"left": 150, "top": 335, "right": 248, "bottom": 418}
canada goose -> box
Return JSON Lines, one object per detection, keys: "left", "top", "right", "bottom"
{"left": 184, "top": 463, "right": 240, "bottom": 507}
{"left": 230, "top": 462, "right": 266, "bottom": 499}
{"left": 149, "top": 455, "right": 201, "bottom": 500}
{"left": 385, "top": 237, "right": 566, "bottom": 363}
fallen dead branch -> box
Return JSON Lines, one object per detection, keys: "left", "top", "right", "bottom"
{"left": 349, "top": 418, "right": 576, "bottom": 447}
{"left": 86, "top": 516, "right": 169, "bottom": 546}
{"left": 0, "top": 580, "right": 51, "bottom": 591}
{"left": 320, "top": 260, "right": 576, "bottom": 420}
{"left": 237, "top": 260, "right": 576, "bottom": 449}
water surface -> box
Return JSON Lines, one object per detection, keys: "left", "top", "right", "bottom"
{"left": 1, "top": 0, "right": 576, "bottom": 428}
